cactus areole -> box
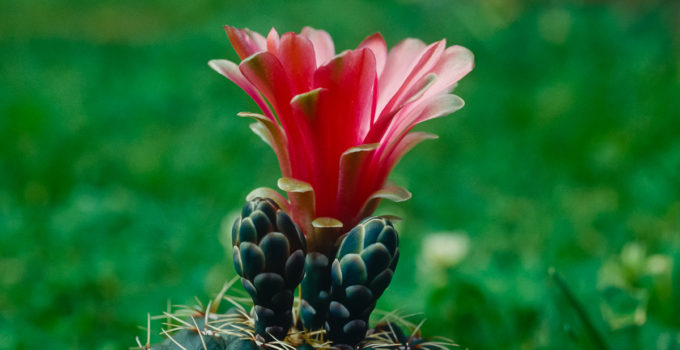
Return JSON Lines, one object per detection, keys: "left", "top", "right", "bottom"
{"left": 148, "top": 26, "right": 473, "bottom": 349}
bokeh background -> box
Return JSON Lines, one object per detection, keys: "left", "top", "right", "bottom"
{"left": 1, "top": 0, "right": 679, "bottom": 349}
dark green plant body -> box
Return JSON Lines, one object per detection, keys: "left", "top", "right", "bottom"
{"left": 325, "top": 217, "right": 400, "bottom": 346}
{"left": 147, "top": 310, "right": 425, "bottom": 350}
{"left": 363, "top": 322, "right": 435, "bottom": 350}
{"left": 149, "top": 309, "right": 259, "bottom": 350}
{"left": 232, "top": 198, "right": 306, "bottom": 341}
{"left": 299, "top": 252, "right": 332, "bottom": 331}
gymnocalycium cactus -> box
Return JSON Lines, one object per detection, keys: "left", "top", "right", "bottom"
{"left": 232, "top": 197, "right": 306, "bottom": 341}
{"left": 326, "top": 217, "right": 399, "bottom": 346}
{"left": 141, "top": 25, "right": 473, "bottom": 350}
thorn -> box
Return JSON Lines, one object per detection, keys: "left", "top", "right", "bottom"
{"left": 408, "top": 319, "right": 426, "bottom": 344}
{"left": 161, "top": 328, "right": 188, "bottom": 350}
{"left": 146, "top": 313, "right": 151, "bottom": 349}
{"left": 191, "top": 317, "right": 208, "bottom": 350}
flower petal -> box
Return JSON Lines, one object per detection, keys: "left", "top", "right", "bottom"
{"left": 357, "top": 33, "right": 387, "bottom": 76}
{"left": 425, "top": 45, "right": 475, "bottom": 97}
{"left": 312, "top": 49, "right": 378, "bottom": 215}
{"left": 278, "top": 177, "right": 316, "bottom": 236}
{"left": 290, "top": 88, "right": 324, "bottom": 122}
{"left": 239, "top": 51, "right": 292, "bottom": 112}
{"left": 356, "top": 183, "right": 412, "bottom": 222}
{"left": 376, "top": 38, "right": 427, "bottom": 115}
{"left": 278, "top": 32, "right": 317, "bottom": 94}
{"left": 224, "top": 26, "right": 267, "bottom": 60}
{"left": 208, "top": 59, "right": 275, "bottom": 121}
{"left": 315, "top": 49, "right": 377, "bottom": 147}
{"left": 311, "top": 217, "right": 344, "bottom": 255}
{"left": 301, "top": 27, "right": 335, "bottom": 66}
{"left": 266, "top": 28, "right": 280, "bottom": 55}
{"left": 365, "top": 95, "right": 463, "bottom": 197}
{"left": 378, "top": 40, "right": 446, "bottom": 117}
{"left": 382, "top": 131, "right": 439, "bottom": 181}
{"left": 238, "top": 112, "right": 291, "bottom": 177}
{"left": 240, "top": 51, "right": 315, "bottom": 180}
{"left": 336, "top": 143, "right": 379, "bottom": 221}
{"left": 381, "top": 94, "right": 464, "bottom": 150}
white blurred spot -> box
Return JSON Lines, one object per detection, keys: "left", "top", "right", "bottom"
{"left": 417, "top": 231, "right": 469, "bottom": 285}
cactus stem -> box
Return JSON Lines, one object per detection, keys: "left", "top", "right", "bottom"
{"left": 143, "top": 290, "right": 459, "bottom": 350}
{"left": 161, "top": 328, "right": 189, "bottom": 350}
{"left": 190, "top": 317, "right": 209, "bottom": 350}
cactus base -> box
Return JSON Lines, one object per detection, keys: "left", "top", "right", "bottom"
{"left": 141, "top": 306, "right": 455, "bottom": 350}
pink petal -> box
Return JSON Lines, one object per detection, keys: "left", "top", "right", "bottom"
{"left": 381, "top": 131, "right": 438, "bottom": 180}
{"left": 378, "top": 40, "right": 446, "bottom": 117}
{"left": 266, "top": 28, "right": 280, "bottom": 55}
{"left": 379, "top": 94, "right": 464, "bottom": 155}
{"left": 362, "top": 132, "right": 437, "bottom": 209}
{"left": 239, "top": 52, "right": 292, "bottom": 116}
{"left": 290, "top": 88, "right": 324, "bottom": 121}
{"left": 278, "top": 33, "right": 317, "bottom": 94}
{"left": 335, "top": 143, "right": 379, "bottom": 223}
{"left": 290, "top": 88, "right": 325, "bottom": 192}
{"left": 314, "top": 49, "right": 377, "bottom": 146}
{"left": 239, "top": 52, "right": 314, "bottom": 181}
{"left": 238, "top": 112, "right": 291, "bottom": 177}
{"left": 301, "top": 27, "right": 336, "bottom": 66}
{"left": 361, "top": 94, "right": 462, "bottom": 195}
{"left": 376, "top": 38, "right": 427, "bottom": 116}
{"left": 311, "top": 49, "right": 378, "bottom": 216}
{"left": 224, "top": 26, "right": 267, "bottom": 60}
{"left": 357, "top": 33, "right": 387, "bottom": 76}
{"left": 425, "top": 45, "right": 475, "bottom": 97}
{"left": 355, "top": 182, "right": 411, "bottom": 226}
{"left": 208, "top": 59, "right": 275, "bottom": 121}
{"left": 278, "top": 177, "right": 316, "bottom": 237}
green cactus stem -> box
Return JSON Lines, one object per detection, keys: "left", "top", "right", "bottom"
{"left": 299, "top": 252, "right": 332, "bottom": 331}
{"left": 325, "top": 217, "right": 400, "bottom": 346}
{"left": 232, "top": 198, "right": 307, "bottom": 341}
{"left": 362, "top": 322, "right": 453, "bottom": 350}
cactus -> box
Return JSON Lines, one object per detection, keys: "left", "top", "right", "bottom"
{"left": 140, "top": 23, "right": 473, "bottom": 350}
{"left": 148, "top": 308, "right": 259, "bottom": 350}
{"left": 325, "top": 217, "right": 400, "bottom": 346}
{"left": 363, "top": 322, "right": 448, "bottom": 350}
{"left": 299, "top": 252, "right": 332, "bottom": 331}
{"left": 232, "top": 197, "right": 307, "bottom": 341}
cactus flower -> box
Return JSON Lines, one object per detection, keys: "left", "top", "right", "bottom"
{"left": 210, "top": 26, "right": 473, "bottom": 253}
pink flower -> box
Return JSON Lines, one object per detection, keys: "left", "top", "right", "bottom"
{"left": 210, "top": 26, "right": 473, "bottom": 253}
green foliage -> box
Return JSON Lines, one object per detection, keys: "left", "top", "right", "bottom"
{"left": 1, "top": 0, "right": 679, "bottom": 349}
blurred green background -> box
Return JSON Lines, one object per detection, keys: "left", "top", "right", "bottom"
{"left": 1, "top": 0, "right": 679, "bottom": 349}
